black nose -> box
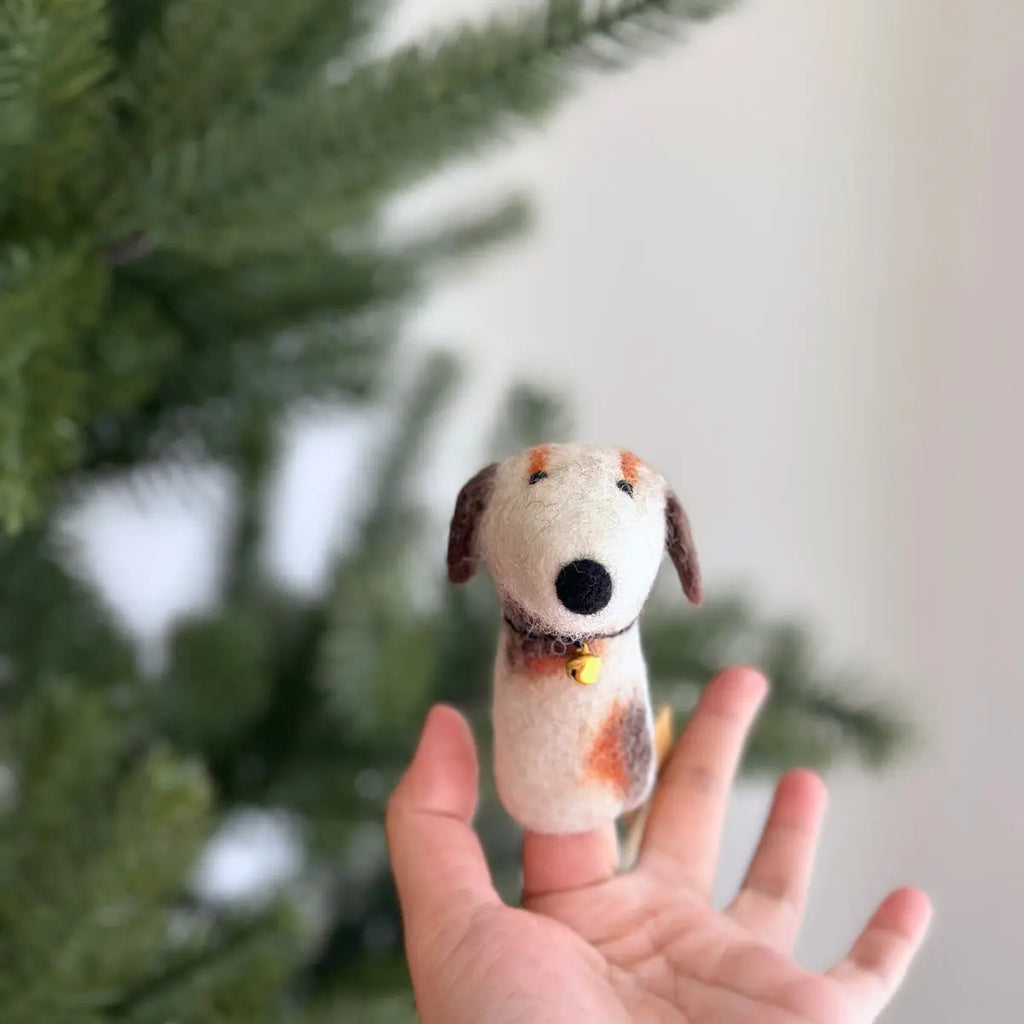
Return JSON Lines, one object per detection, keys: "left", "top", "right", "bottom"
{"left": 555, "top": 559, "right": 613, "bottom": 615}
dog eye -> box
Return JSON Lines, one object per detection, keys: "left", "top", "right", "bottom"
{"left": 616, "top": 479, "right": 634, "bottom": 497}
{"left": 529, "top": 471, "right": 548, "bottom": 485}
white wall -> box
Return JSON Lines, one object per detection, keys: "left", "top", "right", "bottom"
{"left": 878, "top": 2, "right": 1024, "bottom": 1019}
{"left": 391, "top": 0, "right": 1024, "bottom": 1019}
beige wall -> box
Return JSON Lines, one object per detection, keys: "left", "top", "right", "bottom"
{"left": 396, "top": 0, "right": 1024, "bottom": 1019}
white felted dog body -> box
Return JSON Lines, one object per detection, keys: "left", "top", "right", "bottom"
{"left": 447, "top": 444, "right": 701, "bottom": 835}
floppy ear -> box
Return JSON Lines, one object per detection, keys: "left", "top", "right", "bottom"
{"left": 447, "top": 462, "right": 498, "bottom": 584}
{"left": 665, "top": 490, "right": 702, "bottom": 604}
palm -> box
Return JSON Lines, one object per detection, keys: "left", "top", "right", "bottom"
{"left": 465, "top": 870, "right": 848, "bottom": 1024}
{"left": 387, "top": 669, "right": 929, "bottom": 1024}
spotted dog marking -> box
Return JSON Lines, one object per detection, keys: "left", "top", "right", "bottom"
{"left": 585, "top": 698, "right": 652, "bottom": 801}
{"left": 527, "top": 445, "right": 551, "bottom": 481}
{"left": 618, "top": 449, "right": 644, "bottom": 488}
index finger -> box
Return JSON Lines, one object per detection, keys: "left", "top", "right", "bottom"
{"left": 386, "top": 706, "right": 501, "bottom": 962}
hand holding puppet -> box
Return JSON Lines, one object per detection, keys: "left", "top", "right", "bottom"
{"left": 447, "top": 444, "right": 701, "bottom": 835}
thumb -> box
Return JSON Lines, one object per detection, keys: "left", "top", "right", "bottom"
{"left": 386, "top": 705, "right": 500, "bottom": 962}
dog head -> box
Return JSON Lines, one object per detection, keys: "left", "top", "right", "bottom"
{"left": 447, "top": 444, "right": 701, "bottom": 640}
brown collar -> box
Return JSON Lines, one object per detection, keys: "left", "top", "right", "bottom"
{"left": 501, "top": 612, "right": 637, "bottom": 651}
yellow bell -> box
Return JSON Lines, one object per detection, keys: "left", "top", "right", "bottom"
{"left": 566, "top": 643, "right": 602, "bottom": 686}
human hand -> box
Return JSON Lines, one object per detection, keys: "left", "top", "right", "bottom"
{"left": 386, "top": 667, "right": 930, "bottom": 1023}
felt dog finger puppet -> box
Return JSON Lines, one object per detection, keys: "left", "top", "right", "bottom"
{"left": 447, "top": 444, "right": 701, "bottom": 835}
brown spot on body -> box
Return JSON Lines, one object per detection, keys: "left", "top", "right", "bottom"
{"left": 585, "top": 699, "right": 652, "bottom": 803}
{"left": 619, "top": 450, "right": 643, "bottom": 488}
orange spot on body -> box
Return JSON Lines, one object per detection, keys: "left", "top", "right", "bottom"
{"left": 585, "top": 700, "right": 631, "bottom": 795}
{"left": 525, "top": 655, "right": 568, "bottom": 675}
{"left": 619, "top": 450, "right": 644, "bottom": 487}
{"left": 527, "top": 445, "right": 550, "bottom": 478}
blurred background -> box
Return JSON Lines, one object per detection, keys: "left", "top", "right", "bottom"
{"left": 1, "top": 0, "right": 1020, "bottom": 1022}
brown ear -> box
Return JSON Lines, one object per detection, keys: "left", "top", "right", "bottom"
{"left": 665, "top": 490, "right": 702, "bottom": 604}
{"left": 447, "top": 462, "right": 498, "bottom": 584}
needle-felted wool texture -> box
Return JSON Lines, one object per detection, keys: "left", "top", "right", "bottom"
{"left": 447, "top": 444, "right": 702, "bottom": 834}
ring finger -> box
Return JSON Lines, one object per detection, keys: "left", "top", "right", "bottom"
{"left": 727, "top": 768, "right": 828, "bottom": 951}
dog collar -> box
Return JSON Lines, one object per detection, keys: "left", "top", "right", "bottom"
{"left": 501, "top": 614, "right": 638, "bottom": 647}
{"left": 502, "top": 614, "right": 637, "bottom": 685}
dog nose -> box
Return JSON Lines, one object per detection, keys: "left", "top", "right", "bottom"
{"left": 555, "top": 559, "right": 613, "bottom": 615}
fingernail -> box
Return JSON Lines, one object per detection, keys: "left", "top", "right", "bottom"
{"left": 407, "top": 705, "right": 466, "bottom": 811}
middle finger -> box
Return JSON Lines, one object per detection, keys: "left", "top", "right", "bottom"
{"left": 639, "top": 666, "right": 768, "bottom": 897}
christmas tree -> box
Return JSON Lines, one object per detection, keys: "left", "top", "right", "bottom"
{"left": 0, "top": 2, "right": 907, "bottom": 1020}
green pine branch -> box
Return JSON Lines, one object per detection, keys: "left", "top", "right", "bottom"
{"left": 74, "top": 198, "right": 525, "bottom": 475}
{"left": 0, "top": 243, "right": 108, "bottom": 530}
{"left": 643, "top": 595, "right": 910, "bottom": 773}
{"left": 261, "top": 0, "right": 376, "bottom": 97}
{"left": 361, "top": 350, "right": 459, "bottom": 547}
{"left": 0, "top": 0, "right": 113, "bottom": 235}
{"left": 107, "top": 905, "right": 302, "bottom": 1024}
{"left": 121, "top": 1, "right": 324, "bottom": 151}
{"left": 0, "top": 677, "right": 304, "bottom": 1024}
{"left": 317, "top": 353, "right": 459, "bottom": 739}
{"left": 0, "top": 1, "right": 44, "bottom": 165}
{"left": 0, "top": 523, "right": 136, "bottom": 692}
{"left": 295, "top": 991, "right": 416, "bottom": 1024}
{"left": 73, "top": 311, "right": 400, "bottom": 475}
{"left": 105, "top": 0, "right": 172, "bottom": 63}
{"left": 107, "top": 0, "right": 737, "bottom": 260}
{"left": 2, "top": 0, "right": 736, "bottom": 531}
{"left": 118, "top": 195, "right": 527, "bottom": 344}
{"left": 0, "top": 684, "right": 212, "bottom": 1023}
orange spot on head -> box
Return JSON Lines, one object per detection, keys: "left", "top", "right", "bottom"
{"left": 527, "top": 445, "right": 550, "bottom": 478}
{"left": 585, "top": 701, "right": 631, "bottom": 794}
{"left": 619, "top": 450, "right": 644, "bottom": 487}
